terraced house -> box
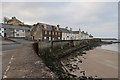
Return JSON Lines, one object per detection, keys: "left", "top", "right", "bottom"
{"left": 28, "top": 23, "right": 62, "bottom": 41}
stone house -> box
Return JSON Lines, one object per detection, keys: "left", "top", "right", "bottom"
{"left": 0, "top": 23, "right": 30, "bottom": 38}
{"left": 28, "top": 23, "right": 62, "bottom": 41}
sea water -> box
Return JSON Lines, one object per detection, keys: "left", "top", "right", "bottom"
{"left": 100, "top": 43, "right": 120, "bottom": 53}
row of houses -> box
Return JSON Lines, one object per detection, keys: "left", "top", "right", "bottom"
{"left": 26, "top": 23, "right": 93, "bottom": 41}
{"left": 0, "top": 17, "right": 93, "bottom": 41}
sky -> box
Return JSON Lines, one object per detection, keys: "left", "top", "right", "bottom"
{"left": 1, "top": 2, "right": 118, "bottom": 38}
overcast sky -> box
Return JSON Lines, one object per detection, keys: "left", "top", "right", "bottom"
{"left": 2, "top": 2, "right": 118, "bottom": 38}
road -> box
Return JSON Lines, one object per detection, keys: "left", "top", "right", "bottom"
{"left": 2, "top": 38, "right": 55, "bottom": 78}
{"left": 2, "top": 44, "right": 22, "bottom": 51}
{"left": 1, "top": 38, "right": 31, "bottom": 79}
{"left": 2, "top": 38, "right": 32, "bottom": 51}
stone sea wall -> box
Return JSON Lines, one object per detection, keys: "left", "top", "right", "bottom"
{"left": 37, "top": 39, "right": 101, "bottom": 56}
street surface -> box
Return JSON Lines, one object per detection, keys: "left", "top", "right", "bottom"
{"left": 2, "top": 38, "right": 55, "bottom": 78}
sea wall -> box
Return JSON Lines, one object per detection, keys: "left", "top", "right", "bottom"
{"left": 37, "top": 39, "right": 101, "bottom": 56}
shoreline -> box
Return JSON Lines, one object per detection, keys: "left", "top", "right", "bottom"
{"left": 62, "top": 47, "right": 118, "bottom": 78}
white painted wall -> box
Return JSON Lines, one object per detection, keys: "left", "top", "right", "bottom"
{"left": 0, "top": 28, "right": 4, "bottom": 37}
{"left": 14, "top": 29, "right": 26, "bottom": 37}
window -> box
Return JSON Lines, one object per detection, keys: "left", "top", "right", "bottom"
{"left": 49, "top": 31, "right": 51, "bottom": 35}
{"left": 49, "top": 37, "right": 51, "bottom": 40}
{"left": 58, "top": 32, "right": 60, "bottom": 36}
{"left": 2, "top": 31, "right": 4, "bottom": 33}
{"left": 16, "top": 34, "right": 19, "bottom": 36}
{"left": 44, "top": 24, "right": 47, "bottom": 29}
{"left": 58, "top": 37, "right": 60, "bottom": 39}
{"left": 44, "top": 37, "right": 46, "bottom": 40}
{"left": 0, "top": 28, "right": 1, "bottom": 31}
{"left": 42, "top": 25, "right": 44, "bottom": 28}
{"left": 52, "top": 26, "right": 55, "bottom": 30}
{"left": 22, "top": 30, "right": 24, "bottom": 32}
{"left": 52, "top": 32, "right": 54, "bottom": 35}
{"left": 55, "top": 32, "right": 57, "bottom": 35}
{"left": 52, "top": 38, "right": 54, "bottom": 40}
{"left": 4, "top": 28, "right": 6, "bottom": 30}
{"left": 45, "top": 31, "right": 47, "bottom": 35}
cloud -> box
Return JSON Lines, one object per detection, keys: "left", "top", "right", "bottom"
{"left": 2, "top": 2, "right": 118, "bottom": 38}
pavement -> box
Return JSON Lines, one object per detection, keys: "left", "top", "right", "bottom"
{"left": 2, "top": 41, "right": 56, "bottom": 78}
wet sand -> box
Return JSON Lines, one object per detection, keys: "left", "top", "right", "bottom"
{"left": 79, "top": 47, "right": 118, "bottom": 78}
{"left": 62, "top": 47, "right": 118, "bottom": 78}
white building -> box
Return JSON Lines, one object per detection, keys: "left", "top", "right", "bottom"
{"left": 0, "top": 27, "right": 4, "bottom": 37}
{"left": 89, "top": 34, "right": 93, "bottom": 39}
{"left": 60, "top": 28, "right": 70, "bottom": 40}
{"left": 72, "top": 28, "right": 82, "bottom": 40}
{"left": 0, "top": 23, "right": 30, "bottom": 38}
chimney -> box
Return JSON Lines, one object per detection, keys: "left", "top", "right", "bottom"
{"left": 57, "top": 24, "right": 59, "bottom": 27}
{"left": 57, "top": 24, "right": 59, "bottom": 30}
{"left": 86, "top": 31, "right": 88, "bottom": 34}
{"left": 12, "top": 17, "right": 16, "bottom": 19}
{"left": 70, "top": 28, "right": 72, "bottom": 31}
{"left": 65, "top": 26, "right": 68, "bottom": 30}
{"left": 37, "top": 22, "right": 40, "bottom": 25}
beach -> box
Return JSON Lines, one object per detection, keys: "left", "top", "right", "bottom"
{"left": 62, "top": 44, "right": 118, "bottom": 78}
{"left": 80, "top": 47, "right": 118, "bottom": 78}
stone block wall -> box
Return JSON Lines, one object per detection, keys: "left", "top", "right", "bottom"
{"left": 38, "top": 39, "right": 100, "bottom": 55}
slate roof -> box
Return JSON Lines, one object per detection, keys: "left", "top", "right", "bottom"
{"left": 68, "top": 30, "right": 74, "bottom": 34}
{"left": 72, "top": 31, "right": 79, "bottom": 34}
{"left": 59, "top": 28, "right": 69, "bottom": 33}
{"left": 37, "top": 23, "right": 60, "bottom": 32}
{"left": 60, "top": 28, "right": 80, "bottom": 34}
{"left": 0, "top": 23, "right": 30, "bottom": 30}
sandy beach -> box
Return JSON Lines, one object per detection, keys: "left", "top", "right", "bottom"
{"left": 62, "top": 47, "right": 118, "bottom": 78}
{"left": 80, "top": 47, "right": 118, "bottom": 78}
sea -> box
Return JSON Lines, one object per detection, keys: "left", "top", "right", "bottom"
{"left": 100, "top": 40, "right": 120, "bottom": 53}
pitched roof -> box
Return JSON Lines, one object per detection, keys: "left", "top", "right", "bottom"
{"left": 68, "top": 30, "right": 74, "bottom": 34}
{"left": 59, "top": 28, "right": 69, "bottom": 33}
{"left": 72, "top": 31, "right": 79, "bottom": 34}
{"left": 7, "top": 17, "right": 23, "bottom": 23}
{"left": 0, "top": 23, "right": 30, "bottom": 30}
{"left": 36, "top": 23, "right": 60, "bottom": 31}
{"left": 89, "top": 34, "right": 93, "bottom": 37}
